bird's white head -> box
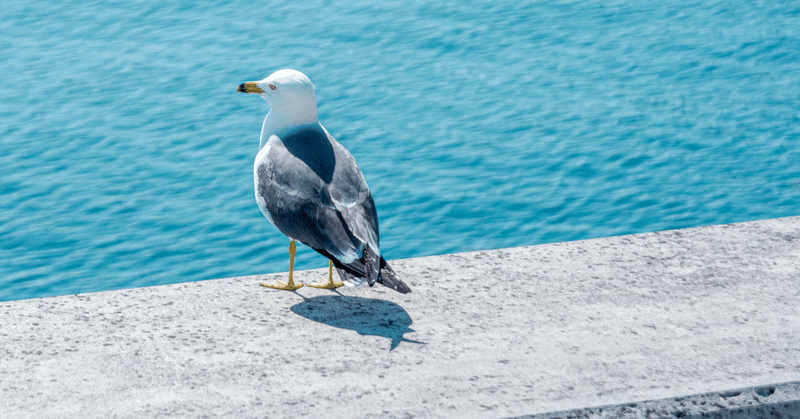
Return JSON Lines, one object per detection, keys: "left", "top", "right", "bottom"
{"left": 238, "top": 69, "right": 318, "bottom": 125}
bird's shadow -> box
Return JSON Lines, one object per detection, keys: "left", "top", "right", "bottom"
{"left": 290, "top": 294, "right": 425, "bottom": 351}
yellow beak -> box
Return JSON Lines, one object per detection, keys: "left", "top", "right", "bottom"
{"left": 237, "top": 81, "right": 265, "bottom": 94}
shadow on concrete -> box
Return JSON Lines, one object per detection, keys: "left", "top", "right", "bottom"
{"left": 511, "top": 382, "right": 800, "bottom": 419}
{"left": 290, "top": 295, "right": 425, "bottom": 351}
{"left": 680, "top": 400, "right": 800, "bottom": 419}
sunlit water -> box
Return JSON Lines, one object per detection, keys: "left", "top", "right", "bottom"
{"left": 1, "top": 1, "right": 799, "bottom": 301}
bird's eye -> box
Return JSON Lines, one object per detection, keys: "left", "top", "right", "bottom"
{"left": 269, "top": 84, "right": 277, "bottom": 90}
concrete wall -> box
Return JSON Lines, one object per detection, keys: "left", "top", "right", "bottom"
{"left": 2, "top": 216, "right": 799, "bottom": 418}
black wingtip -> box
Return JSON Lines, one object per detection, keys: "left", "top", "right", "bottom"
{"left": 378, "top": 278, "right": 411, "bottom": 294}
{"left": 377, "top": 261, "right": 411, "bottom": 294}
{"left": 394, "top": 281, "right": 412, "bottom": 294}
{"left": 378, "top": 272, "right": 411, "bottom": 294}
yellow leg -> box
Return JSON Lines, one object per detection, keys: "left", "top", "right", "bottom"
{"left": 260, "top": 240, "right": 304, "bottom": 291}
{"left": 305, "top": 260, "right": 343, "bottom": 289}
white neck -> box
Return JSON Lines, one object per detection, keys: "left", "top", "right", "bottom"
{"left": 259, "top": 107, "right": 319, "bottom": 149}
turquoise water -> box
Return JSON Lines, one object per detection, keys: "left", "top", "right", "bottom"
{"left": 2, "top": 1, "right": 799, "bottom": 302}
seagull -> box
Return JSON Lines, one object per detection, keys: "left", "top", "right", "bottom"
{"left": 237, "top": 69, "right": 410, "bottom": 294}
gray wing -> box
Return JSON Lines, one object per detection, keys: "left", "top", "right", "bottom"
{"left": 255, "top": 126, "right": 379, "bottom": 268}
{"left": 327, "top": 131, "right": 380, "bottom": 254}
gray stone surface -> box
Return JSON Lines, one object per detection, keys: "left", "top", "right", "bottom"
{"left": 1, "top": 216, "right": 800, "bottom": 418}
{"left": 512, "top": 381, "right": 800, "bottom": 418}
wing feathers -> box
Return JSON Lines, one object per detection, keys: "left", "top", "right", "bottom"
{"left": 255, "top": 124, "right": 410, "bottom": 293}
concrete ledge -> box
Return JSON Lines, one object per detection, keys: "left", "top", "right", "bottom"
{"left": 2, "top": 216, "right": 800, "bottom": 418}
{"left": 512, "top": 381, "right": 800, "bottom": 418}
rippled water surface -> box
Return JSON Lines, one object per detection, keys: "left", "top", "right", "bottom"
{"left": 2, "top": 1, "right": 799, "bottom": 301}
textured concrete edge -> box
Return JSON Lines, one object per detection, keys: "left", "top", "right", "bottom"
{"left": 509, "top": 381, "right": 800, "bottom": 419}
